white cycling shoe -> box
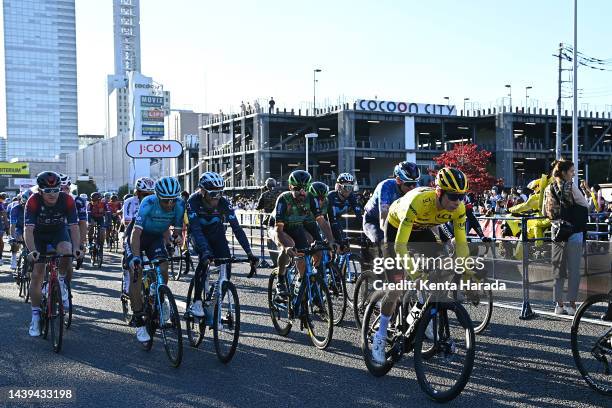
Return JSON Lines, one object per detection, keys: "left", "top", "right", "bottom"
{"left": 29, "top": 316, "right": 41, "bottom": 337}
{"left": 136, "top": 326, "right": 151, "bottom": 342}
{"left": 371, "top": 332, "right": 386, "bottom": 364}
{"left": 59, "top": 281, "right": 70, "bottom": 310}
{"left": 190, "top": 300, "right": 205, "bottom": 317}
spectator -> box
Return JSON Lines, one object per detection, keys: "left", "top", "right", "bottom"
{"left": 247, "top": 101, "right": 252, "bottom": 113}
{"left": 254, "top": 100, "right": 261, "bottom": 113}
{"left": 269, "top": 97, "right": 275, "bottom": 113}
{"left": 240, "top": 101, "right": 246, "bottom": 114}
{"left": 542, "top": 159, "right": 588, "bottom": 316}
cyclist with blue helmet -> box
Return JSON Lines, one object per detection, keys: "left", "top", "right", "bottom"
{"left": 362, "top": 161, "right": 420, "bottom": 247}
{"left": 186, "top": 172, "right": 259, "bottom": 318}
{"left": 125, "top": 176, "right": 184, "bottom": 343}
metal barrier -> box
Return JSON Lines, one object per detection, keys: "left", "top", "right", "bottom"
{"left": 223, "top": 210, "right": 610, "bottom": 321}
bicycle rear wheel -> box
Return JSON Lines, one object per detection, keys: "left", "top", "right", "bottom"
{"left": 327, "top": 262, "right": 347, "bottom": 326}
{"left": 185, "top": 278, "right": 205, "bottom": 347}
{"left": 141, "top": 292, "right": 154, "bottom": 351}
{"left": 361, "top": 290, "right": 395, "bottom": 376}
{"left": 343, "top": 253, "right": 363, "bottom": 306}
{"left": 49, "top": 280, "right": 65, "bottom": 353}
{"left": 158, "top": 285, "right": 182, "bottom": 367}
{"left": 121, "top": 272, "right": 132, "bottom": 324}
{"left": 413, "top": 301, "right": 475, "bottom": 402}
{"left": 213, "top": 281, "right": 240, "bottom": 364}
{"left": 268, "top": 269, "right": 292, "bottom": 336}
{"left": 571, "top": 293, "right": 612, "bottom": 396}
{"left": 97, "top": 246, "right": 103, "bottom": 269}
{"left": 304, "top": 274, "right": 333, "bottom": 350}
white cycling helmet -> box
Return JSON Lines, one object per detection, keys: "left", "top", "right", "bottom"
{"left": 135, "top": 177, "right": 155, "bottom": 193}
{"left": 58, "top": 173, "right": 71, "bottom": 186}
{"left": 198, "top": 172, "right": 225, "bottom": 190}
{"left": 154, "top": 177, "right": 181, "bottom": 199}
{"left": 336, "top": 173, "right": 355, "bottom": 184}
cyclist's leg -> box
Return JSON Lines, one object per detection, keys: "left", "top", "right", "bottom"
{"left": 379, "top": 220, "right": 403, "bottom": 318}
{"left": 190, "top": 234, "right": 213, "bottom": 302}
{"left": 142, "top": 232, "right": 169, "bottom": 283}
{"left": 287, "top": 227, "right": 309, "bottom": 277}
{"left": 98, "top": 217, "right": 107, "bottom": 247}
{"left": 87, "top": 215, "right": 94, "bottom": 244}
{"left": 54, "top": 228, "right": 73, "bottom": 281}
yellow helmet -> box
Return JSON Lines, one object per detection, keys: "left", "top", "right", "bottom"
{"left": 436, "top": 167, "right": 468, "bottom": 194}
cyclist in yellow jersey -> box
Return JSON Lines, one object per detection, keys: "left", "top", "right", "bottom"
{"left": 371, "top": 167, "right": 470, "bottom": 365}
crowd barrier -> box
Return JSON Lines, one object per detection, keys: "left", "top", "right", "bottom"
{"left": 224, "top": 210, "right": 611, "bottom": 320}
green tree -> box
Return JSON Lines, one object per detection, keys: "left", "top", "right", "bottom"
{"left": 76, "top": 177, "right": 98, "bottom": 197}
{"left": 117, "top": 183, "right": 129, "bottom": 199}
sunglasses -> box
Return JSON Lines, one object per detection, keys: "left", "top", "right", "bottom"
{"left": 340, "top": 184, "right": 353, "bottom": 191}
{"left": 445, "top": 192, "right": 466, "bottom": 202}
{"left": 402, "top": 181, "right": 417, "bottom": 188}
{"left": 42, "top": 188, "right": 60, "bottom": 194}
{"left": 160, "top": 198, "right": 177, "bottom": 204}
{"left": 205, "top": 189, "right": 223, "bottom": 198}
{"left": 290, "top": 186, "right": 306, "bottom": 192}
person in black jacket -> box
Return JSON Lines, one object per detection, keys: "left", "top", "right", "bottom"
{"left": 256, "top": 178, "right": 280, "bottom": 267}
{"left": 542, "top": 159, "right": 589, "bottom": 316}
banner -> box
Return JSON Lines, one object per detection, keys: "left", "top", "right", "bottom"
{"left": 141, "top": 124, "right": 165, "bottom": 136}
{"left": 141, "top": 109, "right": 165, "bottom": 121}
{"left": 356, "top": 99, "right": 456, "bottom": 116}
{"left": 140, "top": 95, "right": 164, "bottom": 107}
{"left": 0, "top": 162, "right": 29, "bottom": 176}
{"left": 126, "top": 140, "right": 183, "bottom": 158}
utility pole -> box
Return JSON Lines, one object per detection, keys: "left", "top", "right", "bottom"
{"left": 572, "top": 0, "right": 578, "bottom": 185}
{"left": 556, "top": 43, "right": 562, "bottom": 160}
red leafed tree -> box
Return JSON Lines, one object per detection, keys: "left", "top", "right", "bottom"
{"left": 433, "top": 143, "right": 497, "bottom": 194}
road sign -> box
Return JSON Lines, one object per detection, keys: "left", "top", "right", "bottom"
{"left": 126, "top": 140, "right": 183, "bottom": 159}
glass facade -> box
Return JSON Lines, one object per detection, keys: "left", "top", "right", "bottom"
{"left": 3, "top": 0, "right": 78, "bottom": 160}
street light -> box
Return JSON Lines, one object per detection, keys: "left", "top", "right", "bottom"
{"left": 443, "top": 96, "right": 450, "bottom": 105}
{"left": 525, "top": 86, "right": 532, "bottom": 109}
{"left": 313, "top": 68, "right": 322, "bottom": 115}
{"left": 305, "top": 133, "right": 318, "bottom": 173}
{"left": 505, "top": 84, "right": 512, "bottom": 111}
{"left": 463, "top": 97, "right": 470, "bottom": 114}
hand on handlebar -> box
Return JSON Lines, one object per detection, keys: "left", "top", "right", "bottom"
{"left": 27, "top": 250, "right": 40, "bottom": 262}
{"left": 286, "top": 247, "right": 297, "bottom": 257}
{"left": 129, "top": 256, "right": 142, "bottom": 270}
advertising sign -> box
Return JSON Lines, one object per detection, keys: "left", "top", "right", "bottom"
{"left": 142, "top": 124, "right": 165, "bottom": 136}
{"left": 0, "top": 162, "right": 29, "bottom": 176}
{"left": 356, "top": 99, "right": 456, "bottom": 116}
{"left": 141, "top": 95, "right": 164, "bottom": 107}
{"left": 141, "top": 109, "right": 165, "bottom": 121}
{"left": 126, "top": 140, "right": 183, "bottom": 159}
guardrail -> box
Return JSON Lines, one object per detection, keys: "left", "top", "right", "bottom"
{"left": 220, "top": 210, "right": 610, "bottom": 320}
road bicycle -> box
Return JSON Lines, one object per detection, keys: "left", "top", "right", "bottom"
{"left": 89, "top": 224, "right": 104, "bottom": 269}
{"left": 12, "top": 240, "right": 31, "bottom": 302}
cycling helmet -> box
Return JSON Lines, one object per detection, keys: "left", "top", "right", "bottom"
{"left": 394, "top": 161, "right": 420, "bottom": 182}
{"left": 58, "top": 173, "right": 71, "bottom": 186}
{"left": 12, "top": 195, "right": 20, "bottom": 202}
{"left": 265, "top": 177, "right": 277, "bottom": 189}
{"left": 336, "top": 173, "right": 355, "bottom": 184}
{"left": 135, "top": 177, "right": 155, "bottom": 193}
{"left": 288, "top": 170, "right": 312, "bottom": 189}
{"left": 36, "top": 171, "right": 61, "bottom": 189}
{"left": 155, "top": 177, "right": 181, "bottom": 199}
{"left": 123, "top": 193, "right": 133, "bottom": 201}
{"left": 436, "top": 167, "right": 468, "bottom": 194}
{"left": 91, "top": 192, "right": 102, "bottom": 200}
{"left": 198, "top": 172, "right": 224, "bottom": 190}
{"left": 309, "top": 181, "right": 329, "bottom": 199}
{"left": 104, "top": 192, "right": 112, "bottom": 200}
{"left": 20, "top": 189, "right": 33, "bottom": 204}
{"left": 111, "top": 194, "right": 118, "bottom": 201}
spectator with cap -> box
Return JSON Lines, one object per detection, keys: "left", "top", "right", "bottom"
{"left": 269, "top": 97, "right": 275, "bottom": 113}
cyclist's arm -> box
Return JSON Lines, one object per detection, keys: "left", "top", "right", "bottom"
{"left": 378, "top": 182, "right": 394, "bottom": 230}
{"left": 24, "top": 198, "right": 38, "bottom": 252}
{"left": 275, "top": 222, "right": 294, "bottom": 248}
{"left": 130, "top": 226, "right": 142, "bottom": 257}
{"left": 466, "top": 208, "right": 485, "bottom": 238}
{"left": 24, "top": 225, "right": 35, "bottom": 252}
{"left": 316, "top": 215, "right": 335, "bottom": 244}
{"left": 66, "top": 196, "right": 80, "bottom": 247}
{"left": 186, "top": 200, "right": 212, "bottom": 257}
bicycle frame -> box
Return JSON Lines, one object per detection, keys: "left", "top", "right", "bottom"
{"left": 142, "top": 259, "right": 168, "bottom": 318}
{"left": 292, "top": 253, "right": 325, "bottom": 317}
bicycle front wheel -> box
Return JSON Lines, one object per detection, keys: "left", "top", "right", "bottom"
{"left": 268, "top": 270, "right": 292, "bottom": 336}
{"left": 304, "top": 274, "right": 333, "bottom": 350}
{"left": 185, "top": 277, "right": 205, "bottom": 348}
{"left": 414, "top": 301, "right": 475, "bottom": 403}
{"left": 571, "top": 293, "right": 612, "bottom": 396}
{"left": 49, "top": 280, "right": 65, "bottom": 353}
{"left": 158, "top": 285, "right": 183, "bottom": 367}
{"left": 454, "top": 281, "right": 493, "bottom": 335}
{"left": 353, "top": 271, "right": 377, "bottom": 329}
{"left": 327, "top": 263, "right": 347, "bottom": 326}
{"left": 64, "top": 282, "right": 73, "bottom": 329}
{"left": 213, "top": 281, "right": 241, "bottom": 364}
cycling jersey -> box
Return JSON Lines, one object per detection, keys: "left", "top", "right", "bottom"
{"left": 363, "top": 179, "right": 402, "bottom": 221}
{"left": 187, "top": 193, "right": 251, "bottom": 258}
{"left": 108, "top": 201, "right": 122, "bottom": 215}
{"left": 134, "top": 194, "right": 184, "bottom": 235}
{"left": 24, "top": 192, "right": 78, "bottom": 233}
{"left": 73, "top": 194, "right": 88, "bottom": 222}
{"left": 387, "top": 187, "right": 468, "bottom": 259}
{"left": 122, "top": 196, "right": 140, "bottom": 224}
{"left": 274, "top": 191, "right": 322, "bottom": 229}
{"left": 10, "top": 202, "right": 25, "bottom": 234}
{"left": 327, "top": 190, "right": 362, "bottom": 241}
{"left": 88, "top": 200, "right": 110, "bottom": 219}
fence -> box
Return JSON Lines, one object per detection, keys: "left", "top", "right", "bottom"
{"left": 220, "top": 210, "right": 611, "bottom": 320}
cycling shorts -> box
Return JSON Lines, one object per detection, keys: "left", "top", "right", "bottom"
{"left": 138, "top": 231, "right": 169, "bottom": 261}
{"left": 89, "top": 215, "right": 108, "bottom": 228}
{"left": 34, "top": 228, "right": 71, "bottom": 254}
{"left": 190, "top": 229, "right": 230, "bottom": 261}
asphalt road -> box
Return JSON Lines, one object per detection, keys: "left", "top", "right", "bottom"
{"left": 0, "top": 248, "right": 609, "bottom": 408}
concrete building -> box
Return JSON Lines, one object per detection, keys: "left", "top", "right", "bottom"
{"left": 167, "top": 110, "right": 207, "bottom": 192}
{"left": 198, "top": 100, "right": 612, "bottom": 191}
{"left": 106, "top": 0, "right": 141, "bottom": 138}
{"left": 2, "top": 0, "right": 78, "bottom": 161}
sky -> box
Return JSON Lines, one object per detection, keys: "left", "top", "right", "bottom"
{"left": 3, "top": 0, "right": 612, "bottom": 135}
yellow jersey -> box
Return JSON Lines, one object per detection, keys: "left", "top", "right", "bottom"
{"left": 387, "top": 187, "right": 469, "bottom": 262}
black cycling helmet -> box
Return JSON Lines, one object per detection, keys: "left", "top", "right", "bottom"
{"left": 265, "top": 177, "right": 277, "bottom": 189}
{"left": 394, "top": 161, "right": 420, "bottom": 182}
{"left": 36, "top": 171, "right": 61, "bottom": 189}
{"left": 436, "top": 167, "right": 469, "bottom": 194}
{"left": 308, "top": 181, "right": 329, "bottom": 199}
{"left": 288, "top": 170, "right": 312, "bottom": 189}
{"left": 111, "top": 194, "right": 118, "bottom": 201}
{"left": 91, "top": 192, "right": 102, "bottom": 200}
